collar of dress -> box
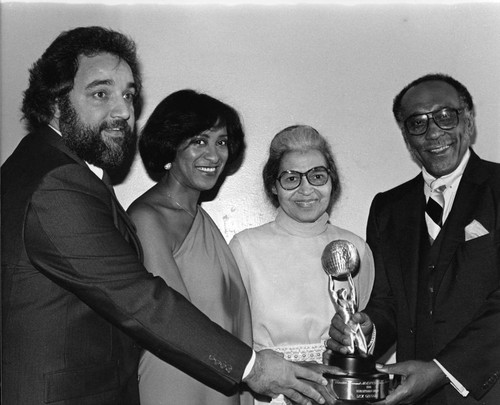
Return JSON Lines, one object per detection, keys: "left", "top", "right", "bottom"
{"left": 275, "top": 207, "right": 329, "bottom": 237}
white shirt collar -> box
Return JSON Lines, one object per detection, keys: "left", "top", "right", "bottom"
{"left": 422, "top": 149, "right": 471, "bottom": 225}
{"left": 422, "top": 148, "right": 471, "bottom": 192}
{"left": 48, "top": 124, "right": 62, "bottom": 136}
{"left": 86, "top": 162, "right": 104, "bottom": 181}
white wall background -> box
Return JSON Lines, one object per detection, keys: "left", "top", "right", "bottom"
{"left": 2, "top": 1, "right": 500, "bottom": 242}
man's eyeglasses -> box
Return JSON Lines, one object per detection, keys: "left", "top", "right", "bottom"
{"left": 404, "top": 107, "right": 462, "bottom": 136}
{"left": 277, "top": 166, "right": 330, "bottom": 190}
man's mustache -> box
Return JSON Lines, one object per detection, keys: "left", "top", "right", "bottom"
{"left": 100, "top": 119, "right": 130, "bottom": 132}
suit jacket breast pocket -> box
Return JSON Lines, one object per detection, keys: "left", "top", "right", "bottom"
{"left": 460, "top": 229, "right": 497, "bottom": 260}
{"left": 437, "top": 231, "right": 500, "bottom": 328}
{"left": 456, "top": 230, "right": 499, "bottom": 292}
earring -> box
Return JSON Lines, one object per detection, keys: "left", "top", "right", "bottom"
{"left": 164, "top": 162, "right": 172, "bottom": 170}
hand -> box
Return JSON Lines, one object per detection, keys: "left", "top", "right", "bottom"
{"left": 322, "top": 349, "right": 333, "bottom": 365}
{"left": 326, "top": 312, "right": 373, "bottom": 354}
{"left": 375, "top": 360, "right": 448, "bottom": 404}
{"left": 243, "top": 349, "right": 332, "bottom": 405}
{"left": 290, "top": 362, "right": 347, "bottom": 405}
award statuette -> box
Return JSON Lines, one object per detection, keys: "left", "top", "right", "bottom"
{"left": 322, "top": 240, "right": 389, "bottom": 403}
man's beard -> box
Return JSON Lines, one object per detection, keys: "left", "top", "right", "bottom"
{"left": 58, "top": 97, "right": 136, "bottom": 170}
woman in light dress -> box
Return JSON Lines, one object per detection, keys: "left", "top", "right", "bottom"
{"left": 229, "top": 125, "right": 375, "bottom": 405}
{"left": 128, "top": 89, "right": 252, "bottom": 405}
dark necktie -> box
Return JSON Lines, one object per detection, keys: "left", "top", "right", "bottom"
{"left": 425, "top": 185, "right": 446, "bottom": 243}
{"left": 102, "top": 171, "right": 116, "bottom": 196}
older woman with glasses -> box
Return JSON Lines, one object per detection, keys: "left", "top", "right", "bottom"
{"left": 229, "top": 125, "right": 375, "bottom": 405}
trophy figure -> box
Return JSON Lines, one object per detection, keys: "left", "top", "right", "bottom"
{"left": 321, "top": 240, "right": 389, "bottom": 403}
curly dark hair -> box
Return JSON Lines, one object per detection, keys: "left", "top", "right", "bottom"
{"left": 392, "top": 73, "right": 474, "bottom": 123}
{"left": 22, "top": 26, "right": 142, "bottom": 131}
{"left": 139, "top": 89, "right": 245, "bottom": 180}
{"left": 262, "top": 125, "right": 341, "bottom": 212}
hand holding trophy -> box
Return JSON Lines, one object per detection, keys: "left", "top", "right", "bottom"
{"left": 321, "top": 240, "right": 389, "bottom": 403}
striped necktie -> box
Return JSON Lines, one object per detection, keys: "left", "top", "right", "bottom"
{"left": 425, "top": 185, "right": 446, "bottom": 243}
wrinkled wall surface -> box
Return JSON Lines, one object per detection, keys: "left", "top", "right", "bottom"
{"left": 2, "top": 2, "right": 499, "bottom": 241}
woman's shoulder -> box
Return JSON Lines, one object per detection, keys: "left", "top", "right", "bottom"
{"left": 127, "top": 194, "right": 165, "bottom": 223}
{"left": 128, "top": 191, "right": 192, "bottom": 235}
{"left": 127, "top": 199, "right": 155, "bottom": 220}
{"left": 325, "top": 224, "right": 373, "bottom": 274}
{"left": 127, "top": 185, "right": 161, "bottom": 213}
{"left": 129, "top": 195, "right": 196, "bottom": 252}
{"left": 325, "top": 223, "right": 367, "bottom": 246}
{"left": 230, "top": 220, "right": 277, "bottom": 247}
{"left": 234, "top": 220, "right": 275, "bottom": 238}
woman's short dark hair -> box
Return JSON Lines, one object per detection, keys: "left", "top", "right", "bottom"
{"left": 392, "top": 73, "right": 474, "bottom": 123}
{"left": 262, "top": 125, "right": 341, "bottom": 212}
{"left": 22, "top": 26, "right": 142, "bottom": 131}
{"left": 139, "top": 89, "right": 245, "bottom": 179}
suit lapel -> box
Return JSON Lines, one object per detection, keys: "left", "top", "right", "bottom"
{"left": 40, "top": 126, "right": 87, "bottom": 166}
{"left": 42, "top": 126, "right": 144, "bottom": 261}
{"left": 106, "top": 184, "right": 144, "bottom": 262}
{"left": 395, "top": 176, "right": 426, "bottom": 325}
{"left": 433, "top": 151, "right": 489, "bottom": 293}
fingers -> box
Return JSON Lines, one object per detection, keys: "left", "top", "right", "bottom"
{"left": 327, "top": 315, "right": 352, "bottom": 354}
{"left": 287, "top": 363, "right": 345, "bottom": 405}
{"left": 376, "top": 361, "right": 410, "bottom": 376}
{"left": 325, "top": 336, "right": 351, "bottom": 354}
{"left": 301, "top": 362, "right": 346, "bottom": 377}
{"left": 281, "top": 380, "right": 326, "bottom": 405}
{"left": 292, "top": 362, "right": 328, "bottom": 386}
{"left": 352, "top": 312, "right": 373, "bottom": 338}
{"left": 325, "top": 339, "right": 350, "bottom": 355}
{"left": 375, "top": 363, "right": 391, "bottom": 374}
{"left": 380, "top": 379, "right": 410, "bottom": 405}
{"left": 286, "top": 383, "right": 337, "bottom": 405}
{"left": 282, "top": 362, "right": 336, "bottom": 404}
{"left": 330, "top": 313, "right": 349, "bottom": 333}
{"left": 314, "top": 384, "right": 339, "bottom": 405}
{"left": 318, "top": 364, "right": 347, "bottom": 376}
{"left": 322, "top": 349, "right": 333, "bottom": 365}
{"left": 350, "top": 312, "right": 365, "bottom": 323}
{"left": 245, "top": 350, "right": 329, "bottom": 404}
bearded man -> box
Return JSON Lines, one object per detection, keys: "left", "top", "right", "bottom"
{"left": 1, "top": 26, "right": 334, "bottom": 405}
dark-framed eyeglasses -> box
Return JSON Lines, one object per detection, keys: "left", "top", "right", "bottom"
{"left": 277, "top": 166, "right": 330, "bottom": 190}
{"left": 404, "top": 107, "right": 462, "bottom": 136}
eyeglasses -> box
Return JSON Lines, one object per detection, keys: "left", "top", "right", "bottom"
{"left": 277, "top": 166, "right": 330, "bottom": 190}
{"left": 404, "top": 107, "right": 462, "bottom": 136}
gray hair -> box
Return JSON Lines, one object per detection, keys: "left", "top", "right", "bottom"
{"left": 262, "top": 125, "right": 341, "bottom": 212}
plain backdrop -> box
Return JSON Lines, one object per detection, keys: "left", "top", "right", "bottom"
{"left": 1, "top": 1, "right": 500, "bottom": 243}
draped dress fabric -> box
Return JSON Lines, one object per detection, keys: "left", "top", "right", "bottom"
{"left": 138, "top": 207, "right": 253, "bottom": 405}
{"left": 229, "top": 208, "right": 375, "bottom": 404}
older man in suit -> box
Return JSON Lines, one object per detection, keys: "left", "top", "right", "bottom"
{"left": 1, "top": 26, "right": 334, "bottom": 405}
{"left": 327, "top": 73, "right": 500, "bottom": 404}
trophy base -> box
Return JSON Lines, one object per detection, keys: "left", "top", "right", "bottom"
{"left": 327, "top": 372, "right": 389, "bottom": 403}
{"left": 326, "top": 354, "right": 390, "bottom": 403}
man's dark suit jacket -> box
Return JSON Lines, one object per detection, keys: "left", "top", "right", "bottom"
{"left": 364, "top": 149, "right": 500, "bottom": 404}
{"left": 1, "top": 127, "right": 252, "bottom": 404}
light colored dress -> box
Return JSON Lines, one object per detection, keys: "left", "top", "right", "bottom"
{"left": 229, "top": 208, "right": 375, "bottom": 405}
{"left": 138, "top": 207, "right": 253, "bottom": 405}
